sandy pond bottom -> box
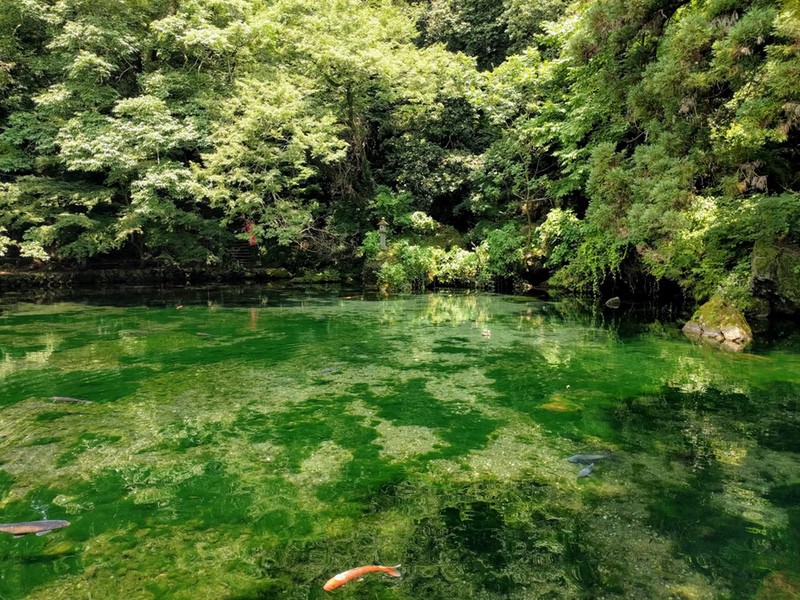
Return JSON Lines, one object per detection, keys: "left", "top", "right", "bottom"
{"left": 0, "top": 287, "right": 799, "bottom": 599}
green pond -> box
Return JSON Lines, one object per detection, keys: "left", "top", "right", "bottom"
{"left": 1, "top": 286, "right": 799, "bottom": 600}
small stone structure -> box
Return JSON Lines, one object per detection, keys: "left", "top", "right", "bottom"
{"left": 682, "top": 295, "right": 753, "bottom": 352}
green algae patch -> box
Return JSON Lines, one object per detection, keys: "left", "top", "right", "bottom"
{"left": 540, "top": 393, "right": 583, "bottom": 412}
{"left": 347, "top": 400, "right": 443, "bottom": 461}
{"left": 286, "top": 440, "right": 353, "bottom": 487}
{"left": 55, "top": 434, "right": 122, "bottom": 468}
{"left": 755, "top": 571, "right": 800, "bottom": 600}
{"left": 27, "top": 437, "right": 62, "bottom": 446}
{"left": 0, "top": 470, "right": 14, "bottom": 501}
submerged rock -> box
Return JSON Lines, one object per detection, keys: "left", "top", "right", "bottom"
{"left": 754, "top": 571, "right": 800, "bottom": 600}
{"left": 682, "top": 295, "right": 753, "bottom": 352}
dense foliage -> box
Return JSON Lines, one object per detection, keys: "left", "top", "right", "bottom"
{"left": 1, "top": 0, "right": 799, "bottom": 312}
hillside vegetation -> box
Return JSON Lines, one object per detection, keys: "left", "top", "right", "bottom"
{"left": 1, "top": 0, "right": 799, "bottom": 314}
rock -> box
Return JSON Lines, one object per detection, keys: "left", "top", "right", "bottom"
{"left": 720, "top": 325, "right": 748, "bottom": 342}
{"left": 751, "top": 240, "right": 800, "bottom": 316}
{"left": 682, "top": 295, "right": 753, "bottom": 352}
{"left": 721, "top": 339, "right": 743, "bottom": 352}
{"left": 290, "top": 269, "right": 341, "bottom": 284}
{"left": 262, "top": 267, "right": 292, "bottom": 279}
{"left": 682, "top": 321, "right": 702, "bottom": 336}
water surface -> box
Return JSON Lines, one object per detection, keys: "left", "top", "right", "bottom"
{"left": 0, "top": 287, "right": 798, "bottom": 599}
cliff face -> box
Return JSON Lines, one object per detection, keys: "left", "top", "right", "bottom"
{"left": 751, "top": 241, "right": 800, "bottom": 317}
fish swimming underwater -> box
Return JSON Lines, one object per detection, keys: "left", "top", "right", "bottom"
{"left": 323, "top": 565, "right": 401, "bottom": 591}
{"left": 0, "top": 520, "right": 70, "bottom": 537}
{"left": 578, "top": 463, "right": 594, "bottom": 478}
{"left": 51, "top": 396, "right": 92, "bottom": 404}
{"left": 568, "top": 453, "right": 611, "bottom": 464}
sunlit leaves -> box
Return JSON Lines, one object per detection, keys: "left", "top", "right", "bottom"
{"left": 149, "top": 0, "right": 255, "bottom": 75}
{"left": 57, "top": 96, "right": 197, "bottom": 179}
{"left": 65, "top": 50, "right": 116, "bottom": 82}
{"left": 48, "top": 19, "right": 139, "bottom": 59}
{"left": 199, "top": 75, "right": 346, "bottom": 246}
{"left": 1, "top": 0, "right": 797, "bottom": 303}
{"left": 0, "top": 176, "right": 117, "bottom": 260}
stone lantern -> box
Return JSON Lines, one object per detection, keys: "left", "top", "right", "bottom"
{"left": 378, "top": 217, "right": 388, "bottom": 250}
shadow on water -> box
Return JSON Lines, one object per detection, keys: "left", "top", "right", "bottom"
{"left": 599, "top": 381, "right": 800, "bottom": 599}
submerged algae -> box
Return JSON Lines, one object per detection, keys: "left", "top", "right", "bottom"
{"left": 0, "top": 289, "right": 798, "bottom": 599}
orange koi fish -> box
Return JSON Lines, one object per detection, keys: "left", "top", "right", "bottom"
{"left": 323, "top": 564, "right": 401, "bottom": 591}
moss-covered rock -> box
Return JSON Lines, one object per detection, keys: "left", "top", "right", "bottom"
{"left": 682, "top": 295, "right": 753, "bottom": 352}
{"left": 262, "top": 267, "right": 292, "bottom": 280}
{"left": 290, "top": 269, "right": 342, "bottom": 284}
{"left": 751, "top": 240, "right": 800, "bottom": 316}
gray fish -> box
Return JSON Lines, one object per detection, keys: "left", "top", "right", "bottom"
{"left": 51, "top": 396, "right": 92, "bottom": 404}
{"left": 578, "top": 463, "right": 594, "bottom": 478}
{"left": 568, "top": 453, "right": 611, "bottom": 464}
{"left": 0, "top": 520, "right": 70, "bottom": 537}
{"left": 196, "top": 332, "right": 214, "bottom": 337}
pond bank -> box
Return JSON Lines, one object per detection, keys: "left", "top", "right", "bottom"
{"left": 0, "top": 266, "right": 298, "bottom": 292}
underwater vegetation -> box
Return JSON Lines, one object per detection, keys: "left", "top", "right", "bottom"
{"left": 0, "top": 287, "right": 798, "bottom": 599}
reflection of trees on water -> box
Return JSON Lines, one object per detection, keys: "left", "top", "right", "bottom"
{"left": 604, "top": 382, "right": 800, "bottom": 598}
{"left": 374, "top": 293, "right": 490, "bottom": 327}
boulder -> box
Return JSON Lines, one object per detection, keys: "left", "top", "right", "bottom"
{"left": 682, "top": 295, "right": 753, "bottom": 352}
{"left": 262, "top": 267, "right": 292, "bottom": 280}
{"left": 751, "top": 240, "right": 800, "bottom": 316}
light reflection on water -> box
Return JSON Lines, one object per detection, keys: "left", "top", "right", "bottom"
{"left": 0, "top": 286, "right": 798, "bottom": 599}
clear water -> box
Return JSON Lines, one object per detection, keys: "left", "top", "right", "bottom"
{"left": 0, "top": 286, "right": 798, "bottom": 599}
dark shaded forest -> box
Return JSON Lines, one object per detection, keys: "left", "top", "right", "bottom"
{"left": 1, "top": 0, "right": 799, "bottom": 317}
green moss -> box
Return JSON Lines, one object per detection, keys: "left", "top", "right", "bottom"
{"left": 290, "top": 269, "right": 342, "bottom": 283}
{"left": 752, "top": 240, "right": 800, "bottom": 313}
{"left": 0, "top": 470, "right": 13, "bottom": 500}
{"left": 55, "top": 434, "right": 122, "bottom": 468}
{"left": 27, "top": 437, "right": 62, "bottom": 446}
{"left": 692, "top": 295, "right": 752, "bottom": 334}
{"left": 263, "top": 267, "right": 292, "bottom": 279}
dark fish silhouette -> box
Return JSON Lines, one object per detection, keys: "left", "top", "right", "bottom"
{"left": 578, "top": 463, "right": 594, "bottom": 478}
{"left": 0, "top": 520, "right": 70, "bottom": 537}
{"left": 568, "top": 453, "right": 611, "bottom": 464}
{"left": 51, "top": 396, "right": 92, "bottom": 404}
